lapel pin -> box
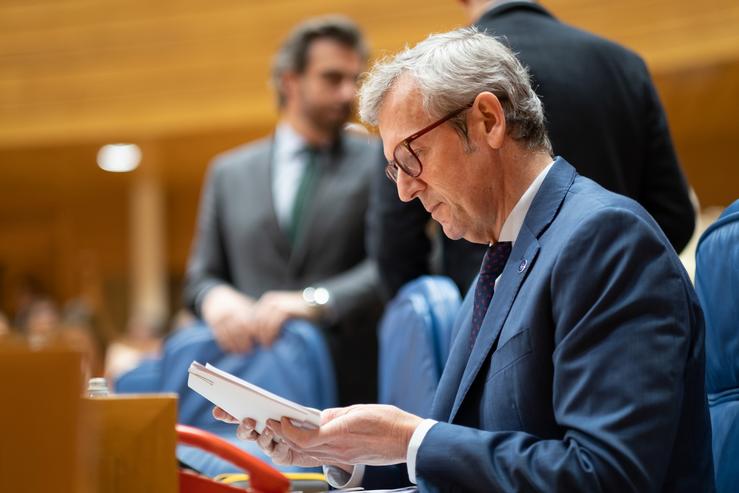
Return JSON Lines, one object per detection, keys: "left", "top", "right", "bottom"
{"left": 518, "top": 259, "right": 527, "bottom": 273}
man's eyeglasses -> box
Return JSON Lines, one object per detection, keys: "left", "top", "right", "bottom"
{"left": 385, "top": 102, "right": 473, "bottom": 182}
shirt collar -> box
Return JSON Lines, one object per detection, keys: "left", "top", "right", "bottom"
{"left": 498, "top": 160, "right": 554, "bottom": 245}
{"left": 274, "top": 121, "right": 308, "bottom": 159}
{"left": 275, "top": 121, "right": 345, "bottom": 159}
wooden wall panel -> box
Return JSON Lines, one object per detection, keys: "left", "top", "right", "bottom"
{"left": 3, "top": 0, "right": 736, "bottom": 146}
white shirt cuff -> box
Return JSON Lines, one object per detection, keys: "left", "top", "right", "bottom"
{"left": 406, "top": 418, "right": 438, "bottom": 484}
{"left": 322, "top": 463, "right": 365, "bottom": 489}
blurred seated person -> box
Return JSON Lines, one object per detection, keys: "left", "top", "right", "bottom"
{"left": 0, "top": 311, "right": 10, "bottom": 338}
{"left": 183, "top": 16, "right": 384, "bottom": 405}
{"left": 23, "top": 298, "right": 60, "bottom": 348}
{"left": 3, "top": 297, "right": 99, "bottom": 381}
{"left": 104, "top": 311, "right": 162, "bottom": 381}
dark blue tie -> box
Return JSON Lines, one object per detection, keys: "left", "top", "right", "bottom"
{"left": 470, "top": 241, "right": 513, "bottom": 349}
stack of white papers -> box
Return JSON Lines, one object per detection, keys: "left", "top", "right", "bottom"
{"left": 187, "top": 361, "right": 321, "bottom": 434}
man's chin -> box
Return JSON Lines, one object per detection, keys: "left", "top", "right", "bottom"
{"left": 315, "top": 118, "right": 348, "bottom": 136}
{"left": 316, "top": 110, "right": 352, "bottom": 131}
{"left": 439, "top": 221, "right": 464, "bottom": 241}
{"left": 309, "top": 108, "right": 352, "bottom": 133}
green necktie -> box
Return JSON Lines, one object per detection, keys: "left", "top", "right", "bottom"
{"left": 288, "top": 147, "right": 320, "bottom": 246}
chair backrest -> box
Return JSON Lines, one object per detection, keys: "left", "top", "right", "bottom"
{"left": 695, "top": 199, "right": 739, "bottom": 493}
{"left": 378, "top": 276, "right": 461, "bottom": 418}
{"left": 115, "top": 319, "right": 336, "bottom": 477}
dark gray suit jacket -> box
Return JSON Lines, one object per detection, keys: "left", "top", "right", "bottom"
{"left": 184, "top": 132, "right": 385, "bottom": 404}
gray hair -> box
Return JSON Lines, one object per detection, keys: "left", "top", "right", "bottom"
{"left": 359, "top": 27, "right": 551, "bottom": 152}
{"left": 271, "top": 15, "right": 368, "bottom": 108}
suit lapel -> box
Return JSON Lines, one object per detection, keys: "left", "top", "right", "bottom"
{"left": 256, "top": 138, "right": 292, "bottom": 262}
{"left": 430, "top": 295, "right": 475, "bottom": 421}
{"left": 449, "top": 233, "right": 540, "bottom": 422}
{"left": 444, "top": 157, "right": 577, "bottom": 423}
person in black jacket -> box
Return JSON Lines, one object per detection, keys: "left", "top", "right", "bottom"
{"left": 367, "top": 0, "right": 695, "bottom": 298}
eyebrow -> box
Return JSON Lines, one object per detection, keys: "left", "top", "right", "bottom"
{"left": 319, "top": 69, "right": 357, "bottom": 78}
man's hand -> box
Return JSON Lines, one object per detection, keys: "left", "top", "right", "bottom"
{"left": 251, "top": 291, "right": 323, "bottom": 346}
{"left": 270, "top": 404, "right": 423, "bottom": 466}
{"left": 212, "top": 407, "right": 343, "bottom": 469}
{"left": 202, "top": 287, "right": 324, "bottom": 351}
{"left": 214, "top": 404, "right": 423, "bottom": 467}
{"left": 201, "top": 285, "right": 258, "bottom": 353}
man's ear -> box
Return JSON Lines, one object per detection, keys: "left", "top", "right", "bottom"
{"left": 281, "top": 71, "right": 299, "bottom": 102}
{"left": 473, "top": 92, "right": 507, "bottom": 150}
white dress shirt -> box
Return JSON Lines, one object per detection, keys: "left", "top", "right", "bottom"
{"left": 325, "top": 160, "right": 555, "bottom": 488}
{"left": 271, "top": 122, "right": 311, "bottom": 230}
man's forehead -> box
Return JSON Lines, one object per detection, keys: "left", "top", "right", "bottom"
{"left": 377, "top": 75, "right": 427, "bottom": 157}
{"left": 382, "top": 74, "right": 424, "bottom": 116}
{"left": 305, "top": 38, "right": 362, "bottom": 71}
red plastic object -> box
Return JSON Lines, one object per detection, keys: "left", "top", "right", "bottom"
{"left": 177, "top": 424, "right": 290, "bottom": 493}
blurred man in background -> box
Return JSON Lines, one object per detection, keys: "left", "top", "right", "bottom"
{"left": 368, "top": 0, "right": 696, "bottom": 298}
{"left": 184, "top": 16, "right": 384, "bottom": 405}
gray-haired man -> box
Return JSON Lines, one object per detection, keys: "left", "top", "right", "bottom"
{"left": 369, "top": 0, "right": 696, "bottom": 301}
{"left": 215, "top": 27, "right": 713, "bottom": 492}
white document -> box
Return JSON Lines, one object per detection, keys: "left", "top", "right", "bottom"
{"left": 187, "top": 361, "right": 321, "bottom": 434}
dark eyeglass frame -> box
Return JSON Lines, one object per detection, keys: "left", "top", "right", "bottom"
{"left": 385, "top": 101, "right": 474, "bottom": 182}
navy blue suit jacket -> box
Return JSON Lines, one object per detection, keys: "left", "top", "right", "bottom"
{"left": 364, "top": 159, "right": 713, "bottom": 492}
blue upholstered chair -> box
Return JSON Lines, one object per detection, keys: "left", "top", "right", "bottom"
{"left": 115, "top": 319, "right": 336, "bottom": 476}
{"left": 378, "top": 276, "right": 462, "bottom": 418}
{"left": 695, "top": 199, "right": 739, "bottom": 493}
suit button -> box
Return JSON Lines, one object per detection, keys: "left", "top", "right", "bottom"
{"left": 518, "top": 259, "right": 527, "bottom": 273}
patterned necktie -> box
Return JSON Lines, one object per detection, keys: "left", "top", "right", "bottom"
{"left": 469, "top": 241, "right": 513, "bottom": 349}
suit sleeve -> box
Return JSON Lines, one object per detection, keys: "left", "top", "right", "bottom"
{"left": 182, "top": 160, "right": 232, "bottom": 318}
{"left": 361, "top": 464, "right": 413, "bottom": 490}
{"left": 367, "top": 157, "right": 433, "bottom": 299}
{"left": 311, "top": 143, "right": 384, "bottom": 321}
{"left": 636, "top": 63, "right": 695, "bottom": 253}
{"left": 318, "top": 256, "right": 381, "bottom": 321}
{"left": 415, "top": 208, "right": 696, "bottom": 492}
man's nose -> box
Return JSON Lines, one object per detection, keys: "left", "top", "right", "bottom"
{"left": 339, "top": 78, "right": 357, "bottom": 102}
{"left": 396, "top": 170, "right": 424, "bottom": 203}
